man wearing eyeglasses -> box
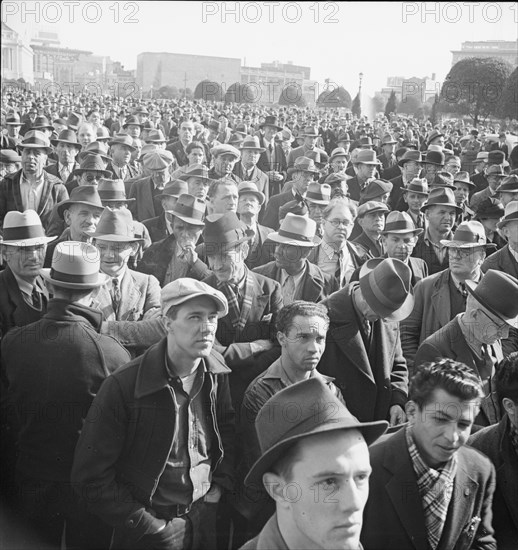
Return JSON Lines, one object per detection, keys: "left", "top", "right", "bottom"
{"left": 415, "top": 268, "right": 518, "bottom": 426}
{"left": 308, "top": 197, "right": 368, "bottom": 290}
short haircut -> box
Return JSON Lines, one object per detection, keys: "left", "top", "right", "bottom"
{"left": 276, "top": 301, "right": 329, "bottom": 334}
{"left": 207, "top": 178, "right": 237, "bottom": 200}
{"left": 322, "top": 197, "right": 357, "bottom": 220}
{"left": 186, "top": 141, "right": 205, "bottom": 154}
{"left": 409, "top": 359, "right": 484, "bottom": 408}
{"left": 495, "top": 352, "right": 518, "bottom": 405}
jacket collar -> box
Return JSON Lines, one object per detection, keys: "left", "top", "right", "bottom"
{"left": 44, "top": 298, "right": 104, "bottom": 331}
{"left": 134, "top": 338, "right": 230, "bottom": 398}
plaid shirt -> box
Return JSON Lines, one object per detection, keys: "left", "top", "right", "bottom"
{"left": 406, "top": 426, "right": 457, "bottom": 550}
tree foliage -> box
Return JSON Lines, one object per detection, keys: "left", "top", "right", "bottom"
{"left": 372, "top": 94, "right": 385, "bottom": 115}
{"left": 224, "top": 82, "right": 258, "bottom": 104}
{"left": 156, "top": 85, "right": 178, "bottom": 99}
{"left": 278, "top": 83, "right": 306, "bottom": 107}
{"left": 317, "top": 85, "right": 352, "bottom": 108}
{"left": 397, "top": 94, "right": 423, "bottom": 116}
{"left": 440, "top": 56, "right": 512, "bottom": 125}
{"left": 351, "top": 94, "right": 361, "bottom": 117}
{"left": 194, "top": 80, "right": 223, "bottom": 102}
{"left": 385, "top": 90, "right": 398, "bottom": 117}
{"left": 498, "top": 66, "right": 518, "bottom": 120}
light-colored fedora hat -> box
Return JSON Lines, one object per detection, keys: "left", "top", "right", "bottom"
{"left": 1, "top": 210, "right": 57, "bottom": 246}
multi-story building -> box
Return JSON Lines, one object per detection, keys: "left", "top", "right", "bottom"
{"left": 1, "top": 22, "right": 34, "bottom": 85}
{"left": 451, "top": 40, "right": 518, "bottom": 67}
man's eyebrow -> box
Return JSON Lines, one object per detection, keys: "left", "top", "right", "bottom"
{"left": 311, "top": 468, "right": 372, "bottom": 479}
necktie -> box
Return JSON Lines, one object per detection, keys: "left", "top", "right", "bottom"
{"left": 283, "top": 275, "right": 296, "bottom": 306}
{"left": 480, "top": 344, "right": 495, "bottom": 380}
{"left": 60, "top": 164, "right": 70, "bottom": 182}
{"left": 112, "top": 278, "right": 121, "bottom": 315}
{"left": 32, "top": 287, "right": 42, "bottom": 310}
{"left": 334, "top": 249, "right": 343, "bottom": 282}
{"left": 458, "top": 282, "right": 467, "bottom": 298}
{"left": 268, "top": 143, "right": 273, "bottom": 155}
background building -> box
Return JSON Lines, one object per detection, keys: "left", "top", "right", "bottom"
{"left": 451, "top": 40, "right": 518, "bottom": 67}
{"left": 1, "top": 22, "right": 34, "bottom": 85}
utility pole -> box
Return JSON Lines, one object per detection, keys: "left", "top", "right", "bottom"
{"left": 184, "top": 72, "right": 187, "bottom": 99}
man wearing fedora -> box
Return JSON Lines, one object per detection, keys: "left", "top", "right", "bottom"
{"left": 402, "top": 220, "right": 494, "bottom": 371}
{"left": 237, "top": 181, "right": 274, "bottom": 271}
{"left": 233, "top": 136, "right": 269, "bottom": 207}
{"left": 178, "top": 163, "right": 211, "bottom": 200}
{"left": 362, "top": 360, "right": 497, "bottom": 550}
{"left": 287, "top": 125, "right": 327, "bottom": 170}
{"left": 482, "top": 201, "right": 518, "bottom": 279}
{"left": 471, "top": 150, "right": 506, "bottom": 196}
{"left": 319, "top": 257, "right": 412, "bottom": 425}
{"left": 412, "top": 187, "right": 460, "bottom": 275}
{"left": 239, "top": 378, "right": 388, "bottom": 550}
{"left": 142, "top": 179, "right": 188, "bottom": 243}
{"left": 67, "top": 153, "right": 113, "bottom": 193}
{"left": 377, "top": 134, "right": 398, "bottom": 175}
{"left": 262, "top": 157, "right": 319, "bottom": 230}
{"left": 469, "top": 352, "right": 518, "bottom": 549}
{"left": 254, "top": 214, "right": 337, "bottom": 304}
{"left": 121, "top": 114, "right": 143, "bottom": 139}
{"left": 496, "top": 175, "right": 518, "bottom": 208}
{"left": 470, "top": 164, "right": 507, "bottom": 212}
{"left": 0, "top": 130, "right": 68, "bottom": 233}
{"left": 2, "top": 112, "right": 23, "bottom": 151}
{"left": 44, "top": 128, "right": 81, "bottom": 186}
{"left": 2, "top": 241, "right": 130, "bottom": 548}
{"left": 128, "top": 150, "right": 175, "bottom": 222}
{"left": 202, "top": 211, "right": 283, "bottom": 407}
{"left": 106, "top": 133, "right": 139, "bottom": 182}
{"left": 256, "top": 115, "right": 287, "bottom": 194}
{"left": 388, "top": 150, "right": 423, "bottom": 211}
{"left": 347, "top": 150, "right": 381, "bottom": 202}
{"left": 415, "top": 269, "right": 518, "bottom": 425}
{"left": 305, "top": 181, "right": 331, "bottom": 237}
{"left": 453, "top": 171, "right": 476, "bottom": 222}
{"left": 474, "top": 197, "right": 506, "bottom": 252}
{"left": 72, "top": 278, "right": 235, "bottom": 550}
{"left": 352, "top": 201, "right": 389, "bottom": 258}
{"left": 0, "top": 149, "right": 22, "bottom": 180}
{"left": 401, "top": 178, "right": 429, "bottom": 229}
{"left": 137, "top": 194, "right": 211, "bottom": 287}
{"left": 421, "top": 148, "right": 445, "bottom": 186}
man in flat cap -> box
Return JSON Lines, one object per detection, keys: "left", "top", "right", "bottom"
{"left": 128, "top": 149, "right": 175, "bottom": 222}
{"left": 352, "top": 201, "right": 389, "bottom": 258}
{"left": 209, "top": 144, "right": 242, "bottom": 184}
{"left": 239, "top": 378, "right": 387, "bottom": 550}
{"left": 72, "top": 278, "right": 235, "bottom": 550}
{"left": 0, "top": 131, "right": 68, "bottom": 233}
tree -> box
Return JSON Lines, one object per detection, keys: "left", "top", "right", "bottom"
{"left": 224, "top": 82, "right": 257, "bottom": 104}
{"left": 156, "top": 85, "right": 178, "bottom": 99}
{"left": 194, "top": 80, "right": 223, "bottom": 101}
{"left": 385, "top": 90, "right": 398, "bottom": 117}
{"left": 498, "top": 66, "right": 518, "bottom": 120}
{"left": 317, "top": 84, "right": 352, "bottom": 109}
{"left": 398, "top": 94, "right": 423, "bottom": 116}
{"left": 372, "top": 94, "right": 385, "bottom": 115}
{"left": 440, "top": 56, "right": 512, "bottom": 126}
{"left": 431, "top": 93, "right": 440, "bottom": 125}
{"left": 278, "top": 83, "right": 306, "bottom": 107}
{"left": 351, "top": 94, "right": 361, "bottom": 117}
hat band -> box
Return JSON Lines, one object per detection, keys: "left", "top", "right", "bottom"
{"left": 306, "top": 191, "right": 326, "bottom": 202}
{"left": 278, "top": 229, "right": 312, "bottom": 242}
{"left": 3, "top": 224, "right": 45, "bottom": 240}
{"left": 369, "top": 273, "right": 405, "bottom": 310}
{"left": 99, "top": 190, "right": 127, "bottom": 200}
{"left": 452, "top": 229, "right": 482, "bottom": 244}
{"left": 50, "top": 268, "right": 98, "bottom": 284}
{"left": 504, "top": 211, "right": 518, "bottom": 222}
{"left": 173, "top": 203, "right": 204, "bottom": 221}
{"left": 384, "top": 221, "right": 415, "bottom": 232}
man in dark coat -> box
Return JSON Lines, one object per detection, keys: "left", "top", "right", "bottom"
{"left": 233, "top": 136, "right": 270, "bottom": 208}
{"left": 43, "top": 128, "right": 81, "bottom": 186}
{"left": 469, "top": 352, "right": 518, "bottom": 549}
{"left": 319, "top": 258, "right": 412, "bottom": 424}
{"left": 256, "top": 115, "right": 287, "bottom": 195}
{"left": 166, "top": 120, "right": 195, "bottom": 166}
{"left": 2, "top": 241, "right": 130, "bottom": 548}
{"left": 362, "top": 360, "right": 496, "bottom": 550}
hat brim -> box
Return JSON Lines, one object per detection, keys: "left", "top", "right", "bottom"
{"left": 41, "top": 269, "right": 109, "bottom": 290}
{"left": 179, "top": 173, "right": 211, "bottom": 181}
{"left": 107, "top": 141, "right": 137, "bottom": 151}
{"left": 51, "top": 139, "right": 81, "bottom": 148}
{"left": 465, "top": 279, "right": 518, "bottom": 327}
{"left": 440, "top": 240, "right": 496, "bottom": 249}
{"left": 74, "top": 168, "right": 112, "bottom": 177}
{"left": 402, "top": 189, "right": 428, "bottom": 196}
{"left": 100, "top": 196, "right": 136, "bottom": 203}
{"left": 244, "top": 418, "right": 388, "bottom": 487}
{"left": 287, "top": 166, "right": 320, "bottom": 176}
{"left": 1, "top": 235, "right": 57, "bottom": 246}
{"left": 259, "top": 123, "right": 282, "bottom": 131}
{"left": 423, "top": 160, "right": 445, "bottom": 166}
{"left": 78, "top": 152, "right": 112, "bottom": 163}
{"left": 306, "top": 197, "right": 330, "bottom": 205}
{"left": 238, "top": 190, "right": 265, "bottom": 206}
{"left": 496, "top": 186, "right": 518, "bottom": 193}
{"left": 18, "top": 144, "right": 53, "bottom": 154}
{"left": 240, "top": 146, "right": 266, "bottom": 153}
{"left": 6, "top": 122, "right": 23, "bottom": 126}
{"left": 381, "top": 227, "right": 423, "bottom": 236}
{"left": 359, "top": 261, "right": 415, "bottom": 322}
{"left": 268, "top": 232, "right": 320, "bottom": 247}
{"left": 167, "top": 212, "right": 205, "bottom": 227}
{"left": 57, "top": 200, "right": 104, "bottom": 218}
{"left": 87, "top": 231, "right": 143, "bottom": 242}
{"left": 454, "top": 179, "right": 475, "bottom": 188}
{"left": 421, "top": 202, "right": 463, "bottom": 213}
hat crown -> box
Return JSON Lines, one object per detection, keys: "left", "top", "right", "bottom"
{"left": 110, "top": 134, "right": 135, "bottom": 148}
{"left": 65, "top": 185, "right": 103, "bottom": 208}
{"left": 278, "top": 213, "right": 317, "bottom": 240}
{"left": 203, "top": 212, "right": 249, "bottom": 245}
{"left": 424, "top": 150, "right": 445, "bottom": 165}
{"left": 240, "top": 135, "right": 263, "bottom": 149}
{"left": 161, "top": 179, "right": 189, "bottom": 197}
{"left": 405, "top": 178, "right": 429, "bottom": 194}
{"left": 20, "top": 130, "right": 51, "bottom": 149}
{"left": 451, "top": 220, "right": 487, "bottom": 245}
{"left": 502, "top": 200, "right": 518, "bottom": 220}
{"left": 78, "top": 154, "right": 106, "bottom": 172}
{"left": 293, "top": 156, "right": 317, "bottom": 171}
{"left": 423, "top": 187, "right": 458, "bottom": 208}
{"left": 453, "top": 171, "right": 471, "bottom": 184}
{"left": 498, "top": 175, "right": 518, "bottom": 191}
{"left": 306, "top": 182, "right": 331, "bottom": 202}
{"left": 93, "top": 207, "right": 135, "bottom": 239}
{"left": 50, "top": 241, "right": 101, "bottom": 283}
{"left": 98, "top": 178, "right": 127, "bottom": 200}
{"left": 2, "top": 209, "right": 46, "bottom": 241}
{"left": 383, "top": 211, "right": 417, "bottom": 233}
{"left": 330, "top": 147, "right": 347, "bottom": 159}
{"left": 55, "top": 129, "right": 79, "bottom": 143}
{"left": 487, "top": 164, "right": 505, "bottom": 176}
{"left": 171, "top": 193, "right": 206, "bottom": 222}
{"left": 355, "top": 149, "right": 378, "bottom": 164}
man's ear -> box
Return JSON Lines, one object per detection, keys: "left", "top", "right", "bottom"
{"left": 263, "top": 472, "right": 288, "bottom": 507}
{"left": 129, "top": 242, "right": 139, "bottom": 257}
{"left": 405, "top": 400, "right": 418, "bottom": 425}
{"left": 277, "top": 331, "right": 286, "bottom": 348}
{"left": 502, "top": 397, "right": 516, "bottom": 420}
{"left": 63, "top": 209, "right": 71, "bottom": 227}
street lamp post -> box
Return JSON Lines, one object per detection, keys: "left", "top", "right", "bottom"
{"left": 359, "top": 72, "right": 363, "bottom": 96}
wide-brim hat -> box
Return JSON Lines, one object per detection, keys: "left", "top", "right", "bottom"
{"left": 453, "top": 171, "right": 475, "bottom": 188}
{"left": 108, "top": 134, "right": 137, "bottom": 151}
{"left": 305, "top": 149, "right": 328, "bottom": 169}
{"left": 98, "top": 178, "right": 135, "bottom": 202}
{"left": 381, "top": 211, "right": 423, "bottom": 236}
{"left": 168, "top": 193, "right": 206, "bottom": 226}
{"left": 268, "top": 213, "right": 320, "bottom": 247}
{"left": 301, "top": 125, "right": 319, "bottom": 137}
{"left": 423, "top": 150, "right": 445, "bottom": 166}
{"left": 1, "top": 210, "right": 57, "bottom": 246}
{"left": 238, "top": 181, "right": 265, "bottom": 205}
{"left": 329, "top": 147, "right": 348, "bottom": 162}
{"left": 427, "top": 130, "right": 444, "bottom": 145}
{"left": 32, "top": 116, "right": 53, "bottom": 131}
{"left": 259, "top": 115, "right": 282, "bottom": 131}
{"left": 239, "top": 135, "right": 265, "bottom": 153}
{"left": 402, "top": 178, "right": 429, "bottom": 195}
{"left": 17, "top": 131, "right": 53, "bottom": 153}
{"left": 359, "top": 258, "right": 415, "bottom": 322}
{"left": 57, "top": 185, "right": 105, "bottom": 218}
{"left": 398, "top": 150, "right": 422, "bottom": 167}
{"left": 245, "top": 378, "right": 388, "bottom": 487}
{"left": 203, "top": 212, "right": 254, "bottom": 247}
{"left": 421, "top": 187, "right": 462, "bottom": 213}
{"left": 156, "top": 179, "right": 189, "bottom": 200}
{"left": 66, "top": 112, "right": 83, "bottom": 130}
{"left": 88, "top": 207, "right": 142, "bottom": 242}
{"left": 381, "top": 134, "right": 398, "bottom": 145}
{"left": 495, "top": 175, "right": 518, "bottom": 194}
{"left": 465, "top": 270, "right": 518, "bottom": 328}
{"left": 146, "top": 129, "right": 167, "bottom": 143}
{"left": 51, "top": 129, "right": 81, "bottom": 148}
{"left": 6, "top": 113, "right": 22, "bottom": 126}
{"left": 497, "top": 201, "right": 518, "bottom": 229}
{"left": 354, "top": 149, "right": 380, "bottom": 165}
{"left": 41, "top": 241, "right": 109, "bottom": 290}
{"left": 74, "top": 154, "right": 112, "bottom": 177}
{"left": 0, "top": 149, "right": 22, "bottom": 164}
{"left": 122, "top": 115, "right": 144, "bottom": 129}
{"left": 78, "top": 142, "right": 112, "bottom": 163}
{"left": 440, "top": 220, "right": 496, "bottom": 249}
{"left": 432, "top": 171, "right": 456, "bottom": 189}
{"left": 474, "top": 198, "right": 505, "bottom": 220}
{"left": 287, "top": 156, "right": 320, "bottom": 176}
{"left": 487, "top": 150, "right": 505, "bottom": 166}
{"left": 306, "top": 183, "right": 331, "bottom": 205}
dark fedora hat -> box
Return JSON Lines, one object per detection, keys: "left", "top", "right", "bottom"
{"left": 203, "top": 212, "right": 254, "bottom": 247}
{"left": 88, "top": 207, "right": 141, "bottom": 242}
{"left": 497, "top": 200, "right": 518, "bottom": 229}
{"left": 421, "top": 187, "right": 462, "bottom": 213}
{"left": 156, "top": 179, "right": 189, "bottom": 200}
{"left": 51, "top": 129, "right": 81, "bottom": 148}
{"left": 487, "top": 150, "right": 505, "bottom": 166}
{"left": 6, "top": 112, "right": 22, "bottom": 126}
{"left": 398, "top": 150, "right": 422, "bottom": 167}
{"left": 32, "top": 115, "right": 53, "bottom": 131}
{"left": 169, "top": 193, "right": 206, "bottom": 226}
{"left": 465, "top": 270, "right": 518, "bottom": 328}
{"left": 78, "top": 141, "right": 112, "bottom": 163}
{"left": 122, "top": 115, "right": 144, "bottom": 129}
{"left": 245, "top": 378, "right": 388, "bottom": 487}
{"left": 73, "top": 154, "right": 112, "bottom": 177}
{"left": 423, "top": 149, "right": 445, "bottom": 166}
{"left": 432, "top": 171, "right": 456, "bottom": 189}
{"left": 57, "top": 185, "right": 104, "bottom": 218}
{"left": 279, "top": 199, "right": 308, "bottom": 221}
{"left": 259, "top": 115, "right": 282, "bottom": 131}
{"left": 359, "top": 258, "right": 414, "bottom": 322}
{"left": 496, "top": 175, "right": 518, "bottom": 194}
{"left": 66, "top": 112, "right": 83, "bottom": 130}
{"left": 287, "top": 156, "right": 320, "bottom": 176}
{"left": 0, "top": 149, "right": 22, "bottom": 164}
{"left": 474, "top": 197, "right": 505, "bottom": 220}
{"left": 402, "top": 178, "right": 429, "bottom": 196}
{"left": 453, "top": 171, "right": 475, "bottom": 188}
{"left": 98, "top": 178, "right": 135, "bottom": 203}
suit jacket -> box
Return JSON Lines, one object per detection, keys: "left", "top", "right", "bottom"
{"left": 415, "top": 316, "right": 502, "bottom": 425}
{"left": 0, "top": 170, "right": 68, "bottom": 233}
{"left": 381, "top": 163, "right": 401, "bottom": 181}
{"left": 319, "top": 283, "right": 408, "bottom": 422}
{"left": 378, "top": 152, "right": 397, "bottom": 173}
{"left": 44, "top": 161, "right": 80, "bottom": 186}
{"left": 389, "top": 174, "right": 408, "bottom": 211}
{"left": 470, "top": 187, "right": 496, "bottom": 211}
{"left": 89, "top": 268, "right": 165, "bottom": 357}
{"left": 350, "top": 256, "right": 428, "bottom": 288}
{"left": 412, "top": 233, "right": 450, "bottom": 275}
{"left": 256, "top": 136, "right": 287, "bottom": 183}
{"left": 481, "top": 245, "right": 518, "bottom": 279}
{"left": 345, "top": 175, "right": 364, "bottom": 202}
{"left": 362, "top": 428, "right": 497, "bottom": 550}
{"left": 104, "top": 161, "right": 138, "bottom": 182}
{"left": 166, "top": 140, "right": 189, "bottom": 167}
{"left": 261, "top": 190, "right": 300, "bottom": 230}
{"left": 468, "top": 416, "right": 518, "bottom": 550}
{"left": 401, "top": 269, "right": 454, "bottom": 369}
{"left": 127, "top": 176, "right": 164, "bottom": 222}
{"left": 352, "top": 231, "right": 382, "bottom": 258}
{"left": 245, "top": 223, "right": 275, "bottom": 271}
{"left": 471, "top": 171, "right": 489, "bottom": 195}
{"left": 142, "top": 212, "right": 169, "bottom": 243}
{"left": 253, "top": 259, "right": 337, "bottom": 303}
{"left": 136, "top": 234, "right": 211, "bottom": 286}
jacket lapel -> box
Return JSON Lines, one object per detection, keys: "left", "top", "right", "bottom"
{"left": 432, "top": 271, "right": 451, "bottom": 328}
{"left": 301, "top": 263, "right": 323, "bottom": 302}
{"left": 12, "top": 171, "right": 23, "bottom": 211}
{"left": 37, "top": 173, "right": 53, "bottom": 215}
{"left": 499, "top": 419, "right": 518, "bottom": 531}
{"left": 89, "top": 284, "right": 116, "bottom": 321}
{"left": 118, "top": 270, "right": 142, "bottom": 320}
{"left": 329, "top": 322, "right": 375, "bottom": 382}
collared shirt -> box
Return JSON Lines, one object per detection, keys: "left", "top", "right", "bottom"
{"left": 508, "top": 245, "right": 518, "bottom": 265}
{"left": 423, "top": 227, "right": 451, "bottom": 264}
{"left": 20, "top": 172, "right": 44, "bottom": 211}
{"left": 279, "top": 266, "right": 305, "bottom": 304}
{"left": 59, "top": 162, "right": 75, "bottom": 181}
{"left": 11, "top": 271, "right": 40, "bottom": 307}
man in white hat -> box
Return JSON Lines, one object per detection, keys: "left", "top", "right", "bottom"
{"left": 2, "top": 241, "right": 130, "bottom": 549}
{"left": 0, "top": 131, "right": 69, "bottom": 232}
{"left": 72, "top": 278, "right": 235, "bottom": 550}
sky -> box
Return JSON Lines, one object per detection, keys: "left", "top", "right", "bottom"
{"left": 3, "top": 1, "right": 517, "bottom": 96}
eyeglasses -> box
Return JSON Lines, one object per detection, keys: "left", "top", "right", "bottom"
{"left": 447, "top": 247, "right": 479, "bottom": 258}
{"left": 326, "top": 218, "right": 354, "bottom": 228}
{"left": 478, "top": 308, "right": 508, "bottom": 333}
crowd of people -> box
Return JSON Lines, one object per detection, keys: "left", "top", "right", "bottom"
{"left": 1, "top": 88, "right": 518, "bottom": 550}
